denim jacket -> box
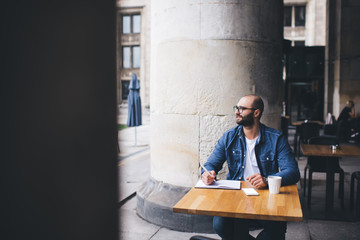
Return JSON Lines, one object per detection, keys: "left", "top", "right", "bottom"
{"left": 204, "top": 123, "right": 300, "bottom": 186}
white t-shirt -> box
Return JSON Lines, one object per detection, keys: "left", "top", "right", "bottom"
{"left": 243, "top": 136, "right": 260, "bottom": 180}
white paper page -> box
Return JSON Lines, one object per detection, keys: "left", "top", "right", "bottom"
{"left": 242, "top": 188, "right": 259, "bottom": 196}
{"left": 195, "top": 180, "right": 241, "bottom": 190}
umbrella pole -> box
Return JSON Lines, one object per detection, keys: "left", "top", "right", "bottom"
{"left": 134, "top": 126, "right": 137, "bottom": 146}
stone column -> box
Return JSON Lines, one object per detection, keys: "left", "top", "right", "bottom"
{"left": 325, "top": 0, "right": 360, "bottom": 117}
{"left": 338, "top": 1, "right": 360, "bottom": 113}
{"left": 137, "top": 0, "right": 283, "bottom": 232}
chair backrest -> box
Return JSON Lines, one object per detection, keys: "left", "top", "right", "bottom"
{"left": 332, "top": 115, "right": 336, "bottom": 125}
{"left": 300, "top": 122, "right": 320, "bottom": 144}
{"left": 308, "top": 135, "right": 338, "bottom": 145}
{"left": 324, "top": 124, "right": 337, "bottom": 135}
{"left": 336, "top": 120, "right": 351, "bottom": 143}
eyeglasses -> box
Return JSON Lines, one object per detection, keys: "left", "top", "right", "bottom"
{"left": 233, "top": 105, "right": 258, "bottom": 113}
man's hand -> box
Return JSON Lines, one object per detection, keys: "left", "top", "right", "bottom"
{"left": 246, "top": 173, "right": 267, "bottom": 189}
{"left": 201, "top": 170, "right": 216, "bottom": 185}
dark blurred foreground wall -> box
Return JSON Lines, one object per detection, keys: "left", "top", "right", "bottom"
{"left": 1, "top": 1, "right": 118, "bottom": 239}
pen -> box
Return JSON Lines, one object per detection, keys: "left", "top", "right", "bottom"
{"left": 200, "top": 163, "right": 215, "bottom": 179}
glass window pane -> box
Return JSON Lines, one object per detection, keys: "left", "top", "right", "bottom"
{"left": 284, "top": 6, "right": 292, "bottom": 27}
{"left": 132, "top": 15, "right": 141, "bottom": 33}
{"left": 132, "top": 46, "right": 140, "bottom": 68}
{"left": 122, "top": 16, "right": 130, "bottom": 34}
{"left": 295, "top": 6, "right": 306, "bottom": 27}
{"left": 123, "top": 47, "right": 131, "bottom": 68}
{"left": 122, "top": 80, "right": 130, "bottom": 100}
{"left": 294, "top": 41, "right": 305, "bottom": 46}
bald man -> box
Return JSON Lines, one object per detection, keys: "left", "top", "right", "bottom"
{"left": 202, "top": 95, "right": 300, "bottom": 240}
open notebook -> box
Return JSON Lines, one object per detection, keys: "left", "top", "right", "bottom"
{"left": 195, "top": 179, "right": 241, "bottom": 190}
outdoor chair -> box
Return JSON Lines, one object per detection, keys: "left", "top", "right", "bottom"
{"left": 350, "top": 171, "right": 360, "bottom": 219}
{"left": 324, "top": 114, "right": 336, "bottom": 135}
{"left": 189, "top": 221, "right": 262, "bottom": 240}
{"left": 303, "top": 136, "right": 344, "bottom": 209}
{"left": 336, "top": 120, "right": 351, "bottom": 143}
{"left": 191, "top": 235, "right": 256, "bottom": 240}
{"left": 324, "top": 124, "right": 337, "bottom": 136}
{"left": 296, "top": 122, "right": 320, "bottom": 158}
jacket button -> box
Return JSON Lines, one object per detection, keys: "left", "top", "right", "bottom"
{"left": 239, "top": 177, "right": 241, "bottom": 180}
{"left": 242, "top": 166, "right": 244, "bottom": 169}
{"left": 267, "top": 157, "right": 269, "bottom": 160}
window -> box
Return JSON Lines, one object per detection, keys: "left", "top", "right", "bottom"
{"left": 121, "top": 80, "right": 130, "bottom": 100}
{"left": 295, "top": 6, "right": 306, "bottom": 27}
{"left": 132, "top": 46, "right": 140, "bottom": 68}
{"left": 294, "top": 41, "right": 305, "bottom": 46}
{"left": 132, "top": 15, "right": 141, "bottom": 33}
{"left": 284, "top": 5, "right": 306, "bottom": 27}
{"left": 284, "top": 6, "right": 292, "bottom": 27}
{"left": 122, "top": 46, "right": 140, "bottom": 69}
{"left": 122, "top": 16, "right": 131, "bottom": 34}
{"left": 123, "top": 47, "right": 131, "bottom": 68}
{"left": 122, "top": 14, "right": 141, "bottom": 34}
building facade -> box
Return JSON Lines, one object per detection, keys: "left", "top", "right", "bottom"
{"left": 116, "top": 0, "right": 359, "bottom": 119}
{"left": 116, "top": 0, "right": 327, "bottom": 110}
{"left": 284, "top": 0, "right": 326, "bottom": 46}
{"left": 116, "top": 0, "right": 151, "bottom": 107}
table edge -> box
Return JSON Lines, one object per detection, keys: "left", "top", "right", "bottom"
{"left": 173, "top": 206, "right": 303, "bottom": 222}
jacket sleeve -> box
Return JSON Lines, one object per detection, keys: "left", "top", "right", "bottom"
{"left": 203, "top": 135, "right": 227, "bottom": 175}
{"left": 273, "top": 134, "right": 300, "bottom": 186}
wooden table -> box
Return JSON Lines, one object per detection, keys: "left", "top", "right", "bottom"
{"left": 301, "top": 144, "right": 360, "bottom": 215}
{"left": 173, "top": 181, "right": 303, "bottom": 222}
{"left": 300, "top": 144, "right": 360, "bottom": 158}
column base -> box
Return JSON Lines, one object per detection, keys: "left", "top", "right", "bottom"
{"left": 136, "top": 177, "right": 214, "bottom": 233}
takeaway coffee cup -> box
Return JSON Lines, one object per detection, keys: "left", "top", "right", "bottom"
{"left": 268, "top": 176, "right": 282, "bottom": 194}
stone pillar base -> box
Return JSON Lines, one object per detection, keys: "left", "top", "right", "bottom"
{"left": 136, "top": 178, "right": 214, "bottom": 233}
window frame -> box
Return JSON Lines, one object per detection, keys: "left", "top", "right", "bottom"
{"left": 294, "top": 6, "right": 306, "bottom": 27}
{"left": 284, "top": 4, "right": 306, "bottom": 28}
{"left": 121, "top": 45, "right": 140, "bottom": 69}
{"left": 284, "top": 6, "right": 292, "bottom": 27}
{"left": 121, "top": 14, "right": 141, "bottom": 35}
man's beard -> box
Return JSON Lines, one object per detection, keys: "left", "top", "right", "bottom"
{"left": 236, "top": 112, "right": 255, "bottom": 127}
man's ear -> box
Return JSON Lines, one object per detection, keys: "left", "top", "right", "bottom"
{"left": 254, "top": 109, "right": 261, "bottom": 118}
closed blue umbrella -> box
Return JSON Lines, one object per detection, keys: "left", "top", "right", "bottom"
{"left": 127, "top": 74, "right": 142, "bottom": 145}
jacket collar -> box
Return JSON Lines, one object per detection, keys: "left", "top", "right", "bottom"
{"left": 237, "top": 123, "right": 264, "bottom": 145}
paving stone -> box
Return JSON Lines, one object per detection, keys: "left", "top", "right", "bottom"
{"left": 150, "top": 227, "right": 219, "bottom": 240}
{"left": 119, "top": 199, "right": 160, "bottom": 240}
{"left": 307, "top": 220, "right": 360, "bottom": 240}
